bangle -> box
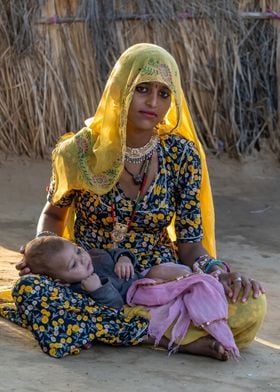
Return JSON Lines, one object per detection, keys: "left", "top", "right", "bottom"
{"left": 36, "top": 231, "right": 58, "bottom": 238}
{"left": 193, "top": 254, "right": 213, "bottom": 273}
{"left": 204, "top": 260, "right": 228, "bottom": 273}
{"left": 193, "top": 255, "right": 231, "bottom": 274}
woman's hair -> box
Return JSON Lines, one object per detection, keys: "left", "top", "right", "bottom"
{"left": 23, "top": 236, "right": 65, "bottom": 275}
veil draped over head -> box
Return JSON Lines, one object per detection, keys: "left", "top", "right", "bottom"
{"left": 51, "top": 43, "right": 216, "bottom": 256}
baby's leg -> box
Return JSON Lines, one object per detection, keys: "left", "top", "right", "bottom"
{"left": 145, "top": 263, "right": 192, "bottom": 281}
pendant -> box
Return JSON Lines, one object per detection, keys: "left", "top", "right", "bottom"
{"left": 111, "top": 222, "right": 128, "bottom": 246}
{"left": 133, "top": 174, "right": 143, "bottom": 185}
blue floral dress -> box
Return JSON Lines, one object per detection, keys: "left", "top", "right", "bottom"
{"left": 51, "top": 135, "right": 203, "bottom": 272}
{"left": 2, "top": 135, "right": 203, "bottom": 357}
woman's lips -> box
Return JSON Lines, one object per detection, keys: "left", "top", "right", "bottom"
{"left": 139, "top": 110, "right": 157, "bottom": 118}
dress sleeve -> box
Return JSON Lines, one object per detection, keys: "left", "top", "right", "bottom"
{"left": 174, "top": 141, "right": 204, "bottom": 243}
{"left": 47, "top": 176, "right": 76, "bottom": 207}
{"left": 72, "top": 278, "right": 124, "bottom": 309}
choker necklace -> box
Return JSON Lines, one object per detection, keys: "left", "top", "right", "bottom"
{"left": 125, "top": 134, "right": 159, "bottom": 164}
{"left": 124, "top": 160, "right": 146, "bottom": 185}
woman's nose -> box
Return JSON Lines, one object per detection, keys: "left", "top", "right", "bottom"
{"left": 146, "top": 90, "right": 158, "bottom": 107}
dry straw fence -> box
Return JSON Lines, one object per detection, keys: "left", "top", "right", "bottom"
{"left": 0, "top": 0, "right": 279, "bottom": 158}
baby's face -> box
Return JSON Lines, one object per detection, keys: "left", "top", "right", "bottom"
{"left": 51, "top": 241, "right": 94, "bottom": 283}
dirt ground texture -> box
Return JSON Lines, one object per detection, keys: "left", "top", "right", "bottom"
{"left": 0, "top": 153, "right": 279, "bottom": 392}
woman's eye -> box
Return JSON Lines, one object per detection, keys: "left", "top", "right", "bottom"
{"left": 72, "top": 262, "right": 77, "bottom": 269}
{"left": 76, "top": 247, "right": 82, "bottom": 254}
{"left": 159, "top": 90, "right": 170, "bottom": 99}
{"left": 135, "top": 85, "right": 148, "bottom": 93}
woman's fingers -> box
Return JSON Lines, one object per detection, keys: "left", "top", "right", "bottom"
{"left": 230, "top": 276, "right": 243, "bottom": 303}
{"left": 15, "top": 259, "right": 27, "bottom": 271}
{"left": 18, "top": 266, "right": 31, "bottom": 276}
{"left": 219, "top": 272, "right": 265, "bottom": 303}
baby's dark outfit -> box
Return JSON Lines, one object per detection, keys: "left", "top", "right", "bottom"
{"left": 71, "top": 248, "right": 142, "bottom": 309}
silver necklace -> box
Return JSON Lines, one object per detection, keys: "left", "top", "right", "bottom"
{"left": 125, "top": 134, "right": 159, "bottom": 164}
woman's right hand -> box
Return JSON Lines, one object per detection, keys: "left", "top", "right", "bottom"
{"left": 15, "top": 245, "right": 32, "bottom": 276}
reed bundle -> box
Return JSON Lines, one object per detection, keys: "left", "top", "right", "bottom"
{"left": 0, "top": 0, "right": 279, "bottom": 158}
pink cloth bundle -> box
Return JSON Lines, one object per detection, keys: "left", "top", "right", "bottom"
{"left": 127, "top": 273, "right": 239, "bottom": 358}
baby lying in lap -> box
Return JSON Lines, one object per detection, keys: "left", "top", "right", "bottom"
{"left": 23, "top": 236, "right": 191, "bottom": 309}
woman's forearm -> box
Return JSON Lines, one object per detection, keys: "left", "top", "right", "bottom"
{"left": 177, "top": 241, "right": 209, "bottom": 269}
{"left": 36, "top": 202, "right": 69, "bottom": 237}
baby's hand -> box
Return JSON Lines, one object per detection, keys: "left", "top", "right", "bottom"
{"left": 81, "top": 273, "right": 102, "bottom": 292}
{"left": 114, "top": 256, "right": 134, "bottom": 280}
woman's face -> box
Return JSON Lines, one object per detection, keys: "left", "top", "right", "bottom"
{"left": 127, "top": 82, "right": 171, "bottom": 135}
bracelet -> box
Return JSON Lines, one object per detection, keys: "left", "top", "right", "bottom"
{"left": 36, "top": 231, "right": 58, "bottom": 238}
{"left": 204, "top": 260, "right": 228, "bottom": 273}
{"left": 193, "top": 254, "right": 213, "bottom": 273}
{"left": 193, "top": 255, "right": 231, "bottom": 274}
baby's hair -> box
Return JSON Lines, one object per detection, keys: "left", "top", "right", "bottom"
{"left": 23, "top": 236, "right": 66, "bottom": 276}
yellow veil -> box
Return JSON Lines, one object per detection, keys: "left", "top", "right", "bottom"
{"left": 51, "top": 43, "right": 216, "bottom": 256}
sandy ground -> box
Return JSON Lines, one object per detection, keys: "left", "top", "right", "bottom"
{"left": 0, "top": 153, "right": 279, "bottom": 392}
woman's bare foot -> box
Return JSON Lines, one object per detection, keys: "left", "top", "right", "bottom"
{"left": 179, "top": 336, "right": 229, "bottom": 361}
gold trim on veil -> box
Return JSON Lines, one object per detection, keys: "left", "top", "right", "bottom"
{"left": 51, "top": 43, "right": 216, "bottom": 257}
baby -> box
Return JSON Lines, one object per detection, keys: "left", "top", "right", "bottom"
{"left": 23, "top": 236, "right": 143, "bottom": 309}
{"left": 23, "top": 236, "right": 192, "bottom": 310}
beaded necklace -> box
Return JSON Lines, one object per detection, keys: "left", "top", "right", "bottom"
{"left": 125, "top": 134, "right": 159, "bottom": 164}
{"left": 110, "top": 154, "right": 153, "bottom": 247}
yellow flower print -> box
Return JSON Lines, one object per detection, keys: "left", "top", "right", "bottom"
{"left": 186, "top": 219, "right": 198, "bottom": 229}
{"left": 70, "top": 347, "right": 80, "bottom": 355}
{"left": 58, "top": 318, "right": 64, "bottom": 324}
{"left": 153, "top": 185, "right": 161, "bottom": 196}
{"left": 18, "top": 286, "right": 25, "bottom": 295}
{"left": 89, "top": 333, "right": 95, "bottom": 340}
{"left": 50, "top": 342, "right": 62, "bottom": 349}
{"left": 72, "top": 325, "right": 80, "bottom": 333}
{"left": 49, "top": 348, "right": 57, "bottom": 357}
{"left": 33, "top": 323, "right": 39, "bottom": 330}
{"left": 63, "top": 301, "right": 70, "bottom": 309}
{"left": 96, "top": 323, "right": 103, "bottom": 331}
{"left": 17, "top": 296, "right": 22, "bottom": 303}
{"left": 96, "top": 330, "right": 104, "bottom": 337}
{"left": 39, "top": 325, "right": 45, "bottom": 332}
{"left": 85, "top": 306, "right": 94, "bottom": 312}
{"left": 41, "top": 316, "right": 49, "bottom": 324}
{"left": 24, "top": 286, "right": 33, "bottom": 293}
{"left": 66, "top": 337, "right": 72, "bottom": 343}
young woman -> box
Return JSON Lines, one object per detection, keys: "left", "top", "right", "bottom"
{"left": 13, "top": 43, "right": 266, "bottom": 359}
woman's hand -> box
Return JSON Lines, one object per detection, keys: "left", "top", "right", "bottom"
{"left": 114, "top": 256, "right": 134, "bottom": 280}
{"left": 15, "top": 245, "right": 32, "bottom": 276}
{"left": 218, "top": 272, "right": 265, "bottom": 303}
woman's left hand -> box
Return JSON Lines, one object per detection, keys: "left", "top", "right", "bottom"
{"left": 217, "top": 272, "right": 266, "bottom": 303}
